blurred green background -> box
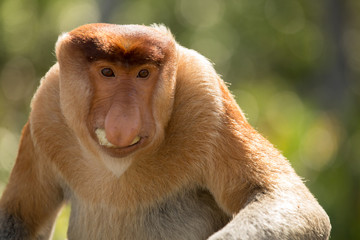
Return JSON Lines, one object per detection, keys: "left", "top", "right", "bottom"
{"left": 0, "top": 0, "right": 359, "bottom": 239}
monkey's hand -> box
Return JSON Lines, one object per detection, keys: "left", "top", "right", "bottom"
{"left": 0, "top": 211, "right": 30, "bottom": 240}
{"left": 208, "top": 188, "right": 331, "bottom": 240}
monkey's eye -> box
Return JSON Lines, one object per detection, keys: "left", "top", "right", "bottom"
{"left": 137, "top": 69, "right": 149, "bottom": 78}
{"left": 101, "top": 68, "right": 115, "bottom": 77}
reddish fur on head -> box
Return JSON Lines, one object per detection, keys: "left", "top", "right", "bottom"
{"left": 68, "top": 23, "right": 170, "bottom": 65}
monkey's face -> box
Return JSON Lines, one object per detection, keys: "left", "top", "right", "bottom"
{"left": 87, "top": 61, "right": 159, "bottom": 157}
{"left": 56, "top": 24, "right": 177, "bottom": 159}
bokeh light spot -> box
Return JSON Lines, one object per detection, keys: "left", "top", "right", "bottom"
{"left": 344, "top": 29, "right": 360, "bottom": 72}
{"left": 1, "top": 57, "right": 36, "bottom": 102}
{"left": 58, "top": 2, "right": 100, "bottom": 32}
{"left": 300, "top": 115, "right": 339, "bottom": 171}
{"left": 176, "top": 0, "right": 224, "bottom": 28}
{"left": 0, "top": 128, "right": 19, "bottom": 172}
{"left": 285, "top": 23, "right": 324, "bottom": 62}
{"left": 265, "top": 0, "right": 305, "bottom": 34}
{"left": 191, "top": 38, "right": 232, "bottom": 65}
{"left": 1, "top": 0, "right": 36, "bottom": 53}
{"left": 265, "top": 91, "right": 305, "bottom": 136}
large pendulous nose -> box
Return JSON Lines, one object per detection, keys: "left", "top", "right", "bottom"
{"left": 104, "top": 103, "right": 141, "bottom": 148}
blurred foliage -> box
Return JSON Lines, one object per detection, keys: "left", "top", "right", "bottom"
{"left": 0, "top": 0, "right": 359, "bottom": 239}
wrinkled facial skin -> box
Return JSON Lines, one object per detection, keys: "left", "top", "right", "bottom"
{"left": 87, "top": 61, "right": 160, "bottom": 158}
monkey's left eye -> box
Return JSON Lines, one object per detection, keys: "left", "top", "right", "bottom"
{"left": 137, "top": 69, "right": 149, "bottom": 78}
{"left": 101, "top": 68, "right": 115, "bottom": 77}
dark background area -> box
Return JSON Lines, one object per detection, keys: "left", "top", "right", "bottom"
{"left": 0, "top": 0, "right": 359, "bottom": 239}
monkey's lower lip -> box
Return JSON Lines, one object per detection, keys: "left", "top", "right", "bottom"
{"left": 111, "top": 137, "right": 143, "bottom": 149}
{"left": 101, "top": 137, "right": 142, "bottom": 149}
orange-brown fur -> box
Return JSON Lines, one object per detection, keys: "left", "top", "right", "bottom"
{"left": 0, "top": 24, "right": 330, "bottom": 240}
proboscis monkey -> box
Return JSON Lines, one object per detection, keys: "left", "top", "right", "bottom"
{"left": 0, "top": 23, "right": 331, "bottom": 240}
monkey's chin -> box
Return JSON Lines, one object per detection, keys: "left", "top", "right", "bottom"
{"left": 94, "top": 128, "right": 145, "bottom": 158}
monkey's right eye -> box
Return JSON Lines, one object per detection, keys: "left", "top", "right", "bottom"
{"left": 101, "top": 68, "right": 115, "bottom": 77}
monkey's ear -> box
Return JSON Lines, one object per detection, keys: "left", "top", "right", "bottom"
{"left": 55, "top": 33, "right": 71, "bottom": 60}
{"left": 55, "top": 32, "right": 88, "bottom": 71}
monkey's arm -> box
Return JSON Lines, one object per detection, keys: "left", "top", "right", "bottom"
{"left": 199, "top": 76, "right": 331, "bottom": 239}
{"left": 0, "top": 122, "right": 64, "bottom": 240}
{"left": 208, "top": 182, "right": 331, "bottom": 240}
{"left": 205, "top": 123, "right": 331, "bottom": 239}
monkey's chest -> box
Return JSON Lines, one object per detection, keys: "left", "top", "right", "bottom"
{"left": 67, "top": 189, "right": 229, "bottom": 240}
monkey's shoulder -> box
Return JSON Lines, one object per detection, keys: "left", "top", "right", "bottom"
{"left": 29, "top": 63, "right": 78, "bottom": 160}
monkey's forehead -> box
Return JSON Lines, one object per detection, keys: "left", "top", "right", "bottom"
{"left": 65, "top": 23, "right": 175, "bottom": 65}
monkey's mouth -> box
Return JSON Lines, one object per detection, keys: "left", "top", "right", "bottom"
{"left": 95, "top": 128, "right": 142, "bottom": 149}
